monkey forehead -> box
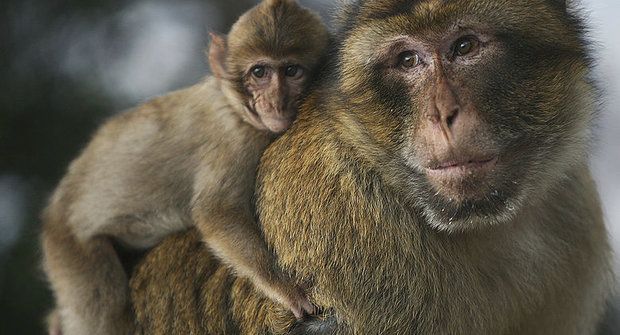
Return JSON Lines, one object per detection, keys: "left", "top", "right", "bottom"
{"left": 342, "top": 0, "right": 564, "bottom": 21}
{"left": 338, "top": 0, "right": 581, "bottom": 53}
{"left": 227, "top": 0, "right": 328, "bottom": 71}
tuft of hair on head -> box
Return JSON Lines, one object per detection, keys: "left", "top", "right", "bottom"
{"left": 223, "top": 0, "right": 329, "bottom": 79}
{"left": 263, "top": 0, "right": 296, "bottom": 7}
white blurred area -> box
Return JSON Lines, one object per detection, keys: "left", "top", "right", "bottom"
{"left": 581, "top": 0, "right": 620, "bottom": 273}
{"left": 57, "top": 0, "right": 221, "bottom": 105}
{"left": 2, "top": 0, "right": 620, "bottom": 272}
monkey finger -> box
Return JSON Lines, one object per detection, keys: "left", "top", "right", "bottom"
{"left": 300, "top": 298, "right": 316, "bottom": 317}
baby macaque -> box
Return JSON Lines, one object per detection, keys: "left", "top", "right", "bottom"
{"left": 41, "top": 0, "right": 329, "bottom": 334}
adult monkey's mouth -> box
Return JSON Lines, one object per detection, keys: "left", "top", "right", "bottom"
{"left": 426, "top": 155, "right": 498, "bottom": 175}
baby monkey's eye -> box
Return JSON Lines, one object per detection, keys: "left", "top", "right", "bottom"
{"left": 251, "top": 65, "right": 266, "bottom": 78}
{"left": 398, "top": 51, "right": 420, "bottom": 69}
{"left": 453, "top": 36, "right": 480, "bottom": 57}
{"left": 285, "top": 65, "right": 303, "bottom": 77}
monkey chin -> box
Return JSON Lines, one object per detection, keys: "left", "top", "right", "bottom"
{"left": 414, "top": 158, "right": 523, "bottom": 233}
{"left": 259, "top": 116, "right": 295, "bottom": 134}
{"left": 421, "top": 196, "right": 521, "bottom": 234}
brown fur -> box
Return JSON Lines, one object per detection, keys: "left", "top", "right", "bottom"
{"left": 131, "top": 230, "right": 300, "bottom": 335}
{"left": 129, "top": 0, "right": 612, "bottom": 334}
{"left": 41, "top": 0, "right": 328, "bottom": 334}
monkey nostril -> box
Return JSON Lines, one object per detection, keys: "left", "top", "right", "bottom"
{"left": 446, "top": 108, "right": 458, "bottom": 127}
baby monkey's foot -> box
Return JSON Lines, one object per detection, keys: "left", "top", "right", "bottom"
{"left": 283, "top": 286, "right": 315, "bottom": 320}
{"left": 266, "top": 280, "right": 315, "bottom": 319}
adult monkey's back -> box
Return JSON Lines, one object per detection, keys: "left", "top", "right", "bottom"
{"left": 131, "top": 0, "right": 612, "bottom": 334}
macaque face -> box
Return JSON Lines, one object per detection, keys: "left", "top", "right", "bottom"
{"left": 210, "top": 0, "right": 329, "bottom": 136}
{"left": 243, "top": 59, "right": 307, "bottom": 134}
{"left": 339, "top": 0, "right": 591, "bottom": 231}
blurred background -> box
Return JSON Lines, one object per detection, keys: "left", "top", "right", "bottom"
{"left": 0, "top": 0, "right": 617, "bottom": 333}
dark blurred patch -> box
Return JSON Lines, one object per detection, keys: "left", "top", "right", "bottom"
{"left": 1, "top": 2, "right": 113, "bottom": 333}
{"left": 598, "top": 297, "right": 620, "bottom": 335}
{"left": 0, "top": 67, "right": 112, "bottom": 182}
{"left": 0, "top": 185, "right": 55, "bottom": 334}
{"left": 0, "top": 0, "right": 255, "bottom": 333}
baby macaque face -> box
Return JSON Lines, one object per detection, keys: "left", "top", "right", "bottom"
{"left": 243, "top": 59, "right": 307, "bottom": 133}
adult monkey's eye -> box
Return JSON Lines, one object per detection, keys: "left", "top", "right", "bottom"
{"left": 398, "top": 51, "right": 420, "bottom": 69}
{"left": 251, "top": 65, "right": 266, "bottom": 78}
{"left": 453, "top": 36, "right": 480, "bottom": 57}
{"left": 285, "top": 65, "right": 302, "bottom": 77}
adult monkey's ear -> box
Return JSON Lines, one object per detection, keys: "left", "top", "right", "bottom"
{"left": 208, "top": 32, "right": 228, "bottom": 80}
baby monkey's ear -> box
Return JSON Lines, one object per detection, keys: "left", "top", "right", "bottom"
{"left": 208, "top": 32, "right": 228, "bottom": 80}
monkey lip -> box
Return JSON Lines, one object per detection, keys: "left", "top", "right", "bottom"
{"left": 425, "top": 156, "right": 498, "bottom": 178}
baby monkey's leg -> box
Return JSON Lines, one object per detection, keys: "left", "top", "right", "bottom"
{"left": 195, "top": 209, "right": 314, "bottom": 319}
{"left": 42, "top": 220, "right": 134, "bottom": 335}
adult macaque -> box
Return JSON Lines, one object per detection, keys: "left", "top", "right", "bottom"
{"left": 41, "top": 0, "right": 328, "bottom": 334}
{"left": 257, "top": 0, "right": 613, "bottom": 333}
{"left": 130, "top": 0, "right": 613, "bottom": 334}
